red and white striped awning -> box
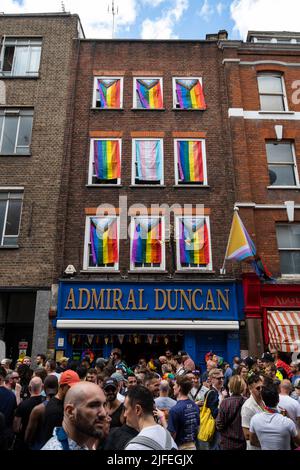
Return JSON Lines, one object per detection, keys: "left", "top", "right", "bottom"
{"left": 268, "top": 310, "right": 300, "bottom": 352}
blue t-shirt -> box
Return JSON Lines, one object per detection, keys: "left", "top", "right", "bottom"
{"left": 167, "top": 399, "right": 199, "bottom": 446}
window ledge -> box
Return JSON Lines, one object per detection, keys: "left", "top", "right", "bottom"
{"left": 175, "top": 270, "right": 215, "bottom": 274}
{"left": 259, "top": 110, "right": 294, "bottom": 115}
{"left": 280, "top": 274, "right": 300, "bottom": 279}
{"left": 86, "top": 184, "right": 123, "bottom": 188}
{"left": 130, "top": 185, "right": 166, "bottom": 188}
{"left": 0, "top": 75, "right": 39, "bottom": 79}
{"left": 0, "top": 245, "right": 19, "bottom": 249}
{"left": 131, "top": 108, "right": 165, "bottom": 111}
{"left": 0, "top": 153, "right": 31, "bottom": 157}
{"left": 90, "top": 107, "right": 124, "bottom": 111}
{"left": 267, "top": 185, "right": 300, "bottom": 189}
{"left": 173, "top": 184, "right": 210, "bottom": 188}
{"left": 128, "top": 270, "right": 167, "bottom": 274}
{"left": 172, "top": 108, "right": 206, "bottom": 111}
{"left": 80, "top": 270, "right": 120, "bottom": 274}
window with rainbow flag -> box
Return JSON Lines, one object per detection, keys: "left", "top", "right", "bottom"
{"left": 93, "top": 77, "right": 123, "bottom": 109}
{"left": 85, "top": 217, "right": 119, "bottom": 270}
{"left": 173, "top": 78, "right": 206, "bottom": 110}
{"left": 133, "top": 139, "right": 163, "bottom": 185}
{"left": 175, "top": 139, "right": 207, "bottom": 185}
{"left": 134, "top": 78, "right": 163, "bottom": 109}
{"left": 176, "top": 216, "right": 212, "bottom": 270}
{"left": 130, "top": 217, "right": 165, "bottom": 270}
{"left": 89, "top": 139, "right": 121, "bottom": 185}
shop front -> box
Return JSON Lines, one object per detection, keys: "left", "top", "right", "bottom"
{"left": 54, "top": 281, "right": 243, "bottom": 370}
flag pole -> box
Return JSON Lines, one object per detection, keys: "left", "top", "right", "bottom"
{"left": 220, "top": 206, "right": 239, "bottom": 275}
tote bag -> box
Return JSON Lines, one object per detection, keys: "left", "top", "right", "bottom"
{"left": 198, "top": 393, "right": 215, "bottom": 442}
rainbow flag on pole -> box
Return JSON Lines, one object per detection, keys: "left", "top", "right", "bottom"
{"left": 94, "top": 140, "right": 120, "bottom": 180}
{"left": 136, "top": 79, "right": 163, "bottom": 109}
{"left": 97, "top": 79, "right": 121, "bottom": 108}
{"left": 225, "top": 211, "right": 256, "bottom": 261}
{"left": 176, "top": 79, "right": 206, "bottom": 110}
{"left": 90, "top": 218, "right": 118, "bottom": 265}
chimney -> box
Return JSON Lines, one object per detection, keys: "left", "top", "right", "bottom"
{"left": 206, "top": 30, "right": 228, "bottom": 41}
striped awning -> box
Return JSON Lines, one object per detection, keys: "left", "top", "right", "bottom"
{"left": 268, "top": 310, "right": 300, "bottom": 352}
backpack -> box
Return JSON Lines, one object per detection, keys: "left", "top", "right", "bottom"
{"left": 125, "top": 429, "right": 175, "bottom": 450}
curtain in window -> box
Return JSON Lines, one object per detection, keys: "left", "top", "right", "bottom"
{"left": 94, "top": 140, "right": 121, "bottom": 180}
{"left": 132, "top": 218, "right": 162, "bottom": 264}
{"left": 97, "top": 79, "right": 121, "bottom": 108}
{"left": 177, "top": 140, "right": 203, "bottom": 182}
{"left": 90, "top": 218, "right": 118, "bottom": 265}
{"left": 136, "top": 140, "right": 161, "bottom": 181}
{"left": 136, "top": 79, "right": 163, "bottom": 109}
{"left": 179, "top": 218, "right": 209, "bottom": 265}
{"left": 175, "top": 79, "right": 206, "bottom": 109}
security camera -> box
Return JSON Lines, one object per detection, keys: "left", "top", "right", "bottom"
{"left": 64, "top": 265, "right": 77, "bottom": 276}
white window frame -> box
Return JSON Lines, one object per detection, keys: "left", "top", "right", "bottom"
{"left": 266, "top": 141, "right": 300, "bottom": 188}
{"left": 0, "top": 37, "right": 42, "bottom": 77}
{"left": 0, "top": 190, "right": 23, "bottom": 247}
{"left": 175, "top": 215, "right": 213, "bottom": 271}
{"left": 276, "top": 224, "right": 300, "bottom": 276}
{"left": 133, "top": 77, "right": 164, "bottom": 109}
{"left": 132, "top": 138, "right": 164, "bottom": 185}
{"left": 172, "top": 77, "right": 204, "bottom": 109}
{"left": 83, "top": 216, "right": 120, "bottom": 271}
{"left": 257, "top": 73, "right": 288, "bottom": 112}
{"left": 92, "top": 76, "right": 124, "bottom": 109}
{"left": 174, "top": 138, "right": 208, "bottom": 186}
{"left": 88, "top": 138, "right": 122, "bottom": 186}
{"left": 0, "top": 109, "right": 33, "bottom": 155}
{"left": 130, "top": 215, "right": 165, "bottom": 271}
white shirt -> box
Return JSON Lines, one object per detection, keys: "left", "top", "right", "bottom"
{"left": 117, "top": 392, "right": 125, "bottom": 403}
{"left": 278, "top": 394, "right": 300, "bottom": 426}
{"left": 241, "top": 395, "right": 263, "bottom": 450}
{"left": 250, "top": 412, "right": 297, "bottom": 450}
{"left": 125, "top": 425, "right": 177, "bottom": 450}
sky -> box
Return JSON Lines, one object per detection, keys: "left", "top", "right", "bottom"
{"left": 1, "top": 0, "right": 300, "bottom": 40}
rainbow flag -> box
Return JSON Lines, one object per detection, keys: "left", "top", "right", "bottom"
{"left": 97, "top": 79, "right": 121, "bottom": 108}
{"left": 94, "top": 140, "right": 121, "bottom": 180}
{"left": 132, "top": 219, "right": 162, "bottom": 264}
{"left": 136, "top": 140, "right": 161, "bottom": 181}
{"left": 177, "top": 141, "right": 203, "bottom": 183}
{"left": 90, "top": 218, "right": 118, "bottom": 265}
{"left": 176, "top": 79, "right": 206, "bottom": 109}
{"left": 180, "top": 219, "right": 210, "bottom": 265}
{"left": 225, "top": 212, "right": 256, "bottom": 261}
{"left": 136, "top": 79, "right": 163, "bottom": 109}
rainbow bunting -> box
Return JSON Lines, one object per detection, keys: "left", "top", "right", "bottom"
{"left": 136, "top": 140, "right": 162, "bottom": 181}
{"left": 176, "top": 79, "right": 206, "bottom": 110}
{"left": 177, "top": 140, "right": 203, "bottom": 183}
{"left": 179, "top": 219, "right": 209, "bottom": 265}
{"left": 132, "top": 219, "right": 162, "bottom": 264}
{"left": 136, "top": 79, "right": 163, "bottom": 109}
{"left": 90, "top": 218, "right": 118, "bottom": 265}
{"left": 225, "top": 211, "right": 256, "bottom": 261}
{"left": 94, "top": 140, "right": 121, "bottom": 180}
{"left": 97, "top": 79, "right": 121, "bottom": 108}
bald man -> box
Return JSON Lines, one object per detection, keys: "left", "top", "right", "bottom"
{"left": 42, "top": 382, "right": 108, "bottom": 450}
{"left": 279, "top": 379, "right": 300, "bottom": 427}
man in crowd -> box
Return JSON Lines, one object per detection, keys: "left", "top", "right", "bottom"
{"left": 56, "top": 357, "right": 69, "bottom": 374}
{"left": 42, "top": 382, "right": 107, "bottom": 450}
{"left": 167, "top": 375, "right": 199, "bottom": 450}
{"left": 35, "top": 354, "right": 46, "bottom": 369}
{"left": 144, "top": 372, "right": 160, "bottom": 399}
{"left": 110, "top": 372, "right": 127, "bottom": 402}
{"left": 103, "top": 378, "right": 124, "bottom": 428}
{"left": 5, "top": 371, "right": 22, "bottom": 405}
{"left": 241, "top": 373, "right": 264, "bottom": 450}
{"left": 86, "top": 368, "right": 98, "bottom": 383}
{"left": 279, "top": 379, "right": 300, "bottom": 427}
{"left": 124, "top": 385, "right": 177, "bottom": 450}
{"left": 127, "top": 374, "right": 138, "bottom": 390}
{"left": 155, "top": 380, "right": 176, "bottom": 411}
{"left": 1, "top": 358, "right": 13, "bottom": 374}
{"left": 0, "top": 365, "right": 17, "bottom": 449}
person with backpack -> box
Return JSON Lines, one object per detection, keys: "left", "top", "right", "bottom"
{"left": 124, "top": 385, "right": 177, "bottom": 450}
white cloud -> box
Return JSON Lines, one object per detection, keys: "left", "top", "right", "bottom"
{"left": 142, "top": 0, "right": 166, "bottom": 6}
{"left": 216, "top": 2, "right": 225, "bottom": 15}
{"left": 1, "top": 0, "right": 138, "bottom": 38}
{"left": 141, "top": 0, "right": 188, "bottom": 39}
{"left": 231, "top": 0, "right": 300, "bottom": 40}
{"left": 198, "top": 0, "right": 214, "bottom": 22}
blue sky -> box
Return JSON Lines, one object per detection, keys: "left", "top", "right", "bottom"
{"left": 3, "top": 0, "right": 300, "bottom": 40}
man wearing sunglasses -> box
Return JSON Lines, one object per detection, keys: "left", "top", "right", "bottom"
{"left": 241, "top": 374, "right": 264, "bottom": 450}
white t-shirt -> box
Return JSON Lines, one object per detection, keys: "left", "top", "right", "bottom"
{"left": 278, "top": 394, "right": 300, "bottom": 425}
{"left": 125, "top": 424, "right": 178, "bottom": 451}
{"left": 250, "top": 412, "right": 297, "bottom": 450}
{"left": 241, "top": 395, "right": 263, "bottom": 450}
{"left": 117, "top": 392, "right": 125, "bottom": 403}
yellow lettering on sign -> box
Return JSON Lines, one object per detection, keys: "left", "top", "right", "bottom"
{"left": 179, "top": 289, "right": 192, "bottom": 311}
{"left": 112, "top": 289, "right": 124, "bottom": 310}
{"left": 64, "top": 288, "right": 77, "bottom": 310}
{"left": 167, "top": 289, "right": 178, "bottom": 311}
{"left": 205, "top": 289, "right": 216, "bottom": 311}
{"left": 78, "top": 288, "right": 91, "bottom": 310}
{"left": 139, "top": 289, "right": 149, "bottom": 310}
{"left": 106, "top": 289, "right": 112, "bottom": 310}
{"left": 90, "top": 289, "right": 105, "bottom": 310}
{"left": 217, "top": 289, "right": 230, "bottom": 311}
{"left": 155, "top": 289, "right": 167, "bottom": 310}
{"left": 192, "top": 289, "right": 204, "bottom": 311}
{"left": 126, "top": 289, "right": 137, "bottom": 310}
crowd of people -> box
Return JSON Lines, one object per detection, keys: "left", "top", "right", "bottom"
{"left": 0, "top": 348, "right": 300, "bottom": 451}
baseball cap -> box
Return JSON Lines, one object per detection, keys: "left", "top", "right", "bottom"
{"left": 57, "top": 357, "right": 69, "bottom": 364}
{"left": 261, "top": 352, "right": 274, "bottom": 363}
{"left": 111, "top": 372, "right": 127, "bottom": 383}
{"left": 96, "top": 357, "right": 107, "bottom": 366}
{"left": 294, "top": 378, "right": 300, "bottom": 388}
{"left": 44, "top": 375, "right": 59, "bottom": 395}
{"left": 59, "top": 370, "right": 80, "bottom": 387}
{"left": 103, "top": 378, "right": 118, "bottom": 390}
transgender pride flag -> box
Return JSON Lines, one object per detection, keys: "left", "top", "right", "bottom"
{"left": 135, "top": 140, "right": 162, "bottom": 181}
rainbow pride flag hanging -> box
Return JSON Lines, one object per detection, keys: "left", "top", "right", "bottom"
{"left": 90, "top": 218, "right": 118, "bottom": 265}
{"left": 177, "top": 141, "right": 203, "bottom": 183}
{"left": 94, "top": 140, "right": 121, "bottom": 180}
{"left": 176, "top": 79, "right": 206, "bottom": 110}
{"left": 136, "top": 79, "right": 163, "bottom": 109}
{"left": 136, "top": 140, "right": 162, "bottom": 181}
{"left": 132, "top": 219, "right": 162, "bottom": 264}
{"left": 225, "top": 211, "right": 256, "bottom": 261}
{"left": 97, "top": 79, "right": 121, "bottom": 108}
{"left": 179, "top": 218, "right": 210, "bottom": 265}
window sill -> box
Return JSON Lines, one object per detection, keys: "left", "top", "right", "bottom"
{"left": 0, "top": 153, "right": 31, "bottom": 157}
{"left": 280, "top": 274, "right": 300, "bottom": 278}
{"left": 173, "top": 184, "right": 210, "bottom": 188}
{"left": 130, "top": 185, "right": 166, "bottom": 188}
{"left": 131, "top": 108, "right": 165, "bottom": 111}
{"left": 172, "top": 108, "right": 206, "bottom": 111}
{"left": 259, "top": 110, "right": 294, "bottom": 115}
{"left": 86, "top": 184, "right": 123, "bottom": 188}
{"left": 0, "top": 245, "right": 19, "bottom": 249}
{"left": 175, "top": 269, "right": 215, "bottom": 274}
{"left": 90, "top": 107, "right": 124, "bottom": 111}
{"left": 80, "top": 270, "right": 120, "bottom": 274}
{"left": 0, "top": 74, "right": 39, "bottom": 79}
{"left": 128, "top": 270, "right": 167, "bottom": 274}
{"left": 267, "top": 185, "right": 300, "bottom": 189}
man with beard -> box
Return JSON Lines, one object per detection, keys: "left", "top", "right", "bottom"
{"left": 42, "top": 382, "right": 107, "bottom": 450}
{"left": 103, "top": 378, "right": 124, "bottom": 428}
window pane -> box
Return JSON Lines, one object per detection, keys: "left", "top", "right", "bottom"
{"left": 268, "top": 165, "right": 296, "bottom": 186}
{"left": 260, "top": 94, "right": 285, "bottom": 111}
{"left": 13, "top": 47, "right": 29, "bottom": 75}
{"left": 5, "top": 200, "right": 22, "bottom": 236}
{"left": 28, "top": 47, "right": 41, "bottom": 73}
{"left": 277, "top": 224, "right": 300, "bottom": 248}
{"left": 279, "top": 251, "right": 300, "bottom": 274}
{"left": 0, "top": 200, "right": 6, "bottom": 241}
{"left": 16, "top": 116, "right": 33, "bottom": 152}
{"left": 266, "top": 143, "right": 294, "bottom": 163}
{"left": 3, "top": 236, "right": 18, "bottom": 246}
{"left": 258, "top": 75, "right": 283, "bottom": 93}
{"left": 2, "top": 46, "right": 14, "bottom": 72}
{"left": 1, "top": 116, "right": 18, "bottom": 153}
